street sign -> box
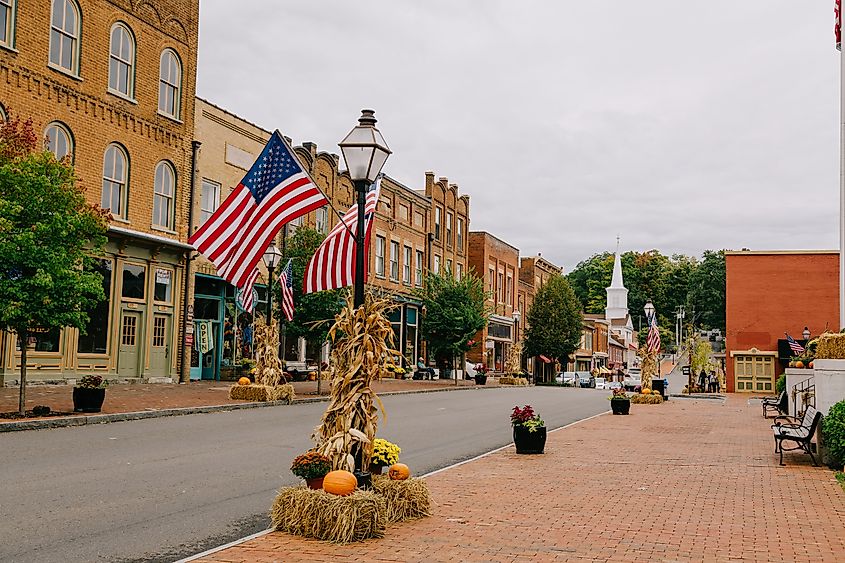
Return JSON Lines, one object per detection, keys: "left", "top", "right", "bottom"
{"left": 682, "top": 366, "right": 690, "bottom": 375}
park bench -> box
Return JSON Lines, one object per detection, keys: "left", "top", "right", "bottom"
{"left": 762, "top": 390, "right": 788, "bottom": 418}
{"left": 771, "top": 405, "right": 822, "bottom": 466}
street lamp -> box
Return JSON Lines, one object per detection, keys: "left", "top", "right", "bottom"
{"left": 803, "top": 326, "right": 811, "bottom": 341}
{"left": 339, "top": 109, "right": 392, "bottom": 308}
{"left": 262, "top": 241, "right": 282, "bottom": 321}
{"left": 644, "top": 299, "right": 655, "bottom": 325}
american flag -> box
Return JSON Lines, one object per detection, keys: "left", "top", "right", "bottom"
{"left": 786, "top": 333, "right": 806, "bottom": 354}
{"left": 236, "top": 268, "right": 260, "bottom": 313}
{"left": 646, "top": 313, "right": 661, "bottom": 353}
{"left": 189, "top": 131, "right": 327, "bottom": 292}
{"left": 279, "top": 259, "right": 294, "bottom": 321}
{"left": 837, "top": 0, "right": 841, "bottom": 50}
{"left": 303, "top": 178, "right": 381, "bottom": 294}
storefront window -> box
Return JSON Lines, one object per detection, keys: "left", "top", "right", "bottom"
{"left": 122, "top": 263, "right": 146, "bottom": 299}
{"left": 194, "top": 297, "right": 220, "bottom": 320}
{"left": 17, "top": 328, "right": 61, "bottom": 352}
{"left": 154, "top": 268, "right": 172, "bottom": 303}
{"left": 195, "top": 275, "right": 226, "bottom": 297}
{"left": 78, "top": 259, "right": 112, "bottom": 354}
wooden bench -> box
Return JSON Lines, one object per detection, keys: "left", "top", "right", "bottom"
{"left": 771, "top": 405, "right": 822, "bottom": 466}
{"left": 762, "top": 390, "right": 788, "bottom": 418}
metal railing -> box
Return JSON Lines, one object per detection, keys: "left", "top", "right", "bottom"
{"left": 791, "top": 377, "right": 815, "bottom": 418}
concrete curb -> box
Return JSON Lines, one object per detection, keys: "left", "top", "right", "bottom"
{"left": 0, "top": 383, "right": 498, "bottom": 433}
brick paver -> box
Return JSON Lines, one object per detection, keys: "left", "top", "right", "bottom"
{"left": 0, "top": 378, "right": 488, "bottom": 422}
{"left": 193, "top": 395, "right": 845, "bottom": 563}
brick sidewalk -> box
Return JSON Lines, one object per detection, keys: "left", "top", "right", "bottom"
{"left": 0, "top": 378, "right": 488, "bottom": 422}
{"left": 193, "top": 395, "right": 845, "bottom": 563}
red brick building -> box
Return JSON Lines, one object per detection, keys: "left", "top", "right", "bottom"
{"left": 725, "top": 250, "right": 839, "bottom": 393}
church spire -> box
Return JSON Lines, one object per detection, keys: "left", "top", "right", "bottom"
{"left": 605, "top": 238, "right": 629, "bottom": 320}
{"left": 610, "top": 236, "right": 624, "bottom": 289}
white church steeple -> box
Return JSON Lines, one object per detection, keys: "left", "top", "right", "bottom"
{"left": 605, "top": 237, "right": 629, "bottom": 320}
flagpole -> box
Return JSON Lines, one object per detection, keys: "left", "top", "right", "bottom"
{"left": 840, "top": 26, "right": 845, "bottom": 330}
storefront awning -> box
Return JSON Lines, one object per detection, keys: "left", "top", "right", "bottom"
{"left": 539, "top": 355, "right": 552, "bottom": 363}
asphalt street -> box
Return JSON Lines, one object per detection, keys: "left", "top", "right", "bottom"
{"left": 0, "top": 385, "right": 609, "bottom": 563}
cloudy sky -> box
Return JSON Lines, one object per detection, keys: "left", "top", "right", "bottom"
{"left": 197, "top": 1, "right": 840, "bottom": 271}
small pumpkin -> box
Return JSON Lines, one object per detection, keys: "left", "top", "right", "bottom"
{"left": 388, "top": 463, "right": 410, "bottom": 481}
{"left": 641, "top": 388, "right": 651, "bottom": 395}
{"left": 323, "top": 470, "right": 357, "bottom": 496}
{"left": 808, "top": 361, "right": 814, "bottom": 369}
{"left": 795, "top": 361, "right": 804, "bottom": 369}
{"left": 238, "top": 377, "right": 251, "bottom": 386}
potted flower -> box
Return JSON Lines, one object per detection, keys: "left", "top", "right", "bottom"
{"left": 474, "top": 363, "right": 489, "bottom": 385}
{"left": 290, "top": 451, "right": 332, "bottom": 489}
{"left": 370, "top": 438, "right": 401, "bottom": 474}
{"left": 510, "top": 405, "right": 546, "bottom": 454}
{"left": 609, "top": 387, "right": 630, "bottom": 415}
{"left": 73, "top": 375, "right": 108, "bottom": 413}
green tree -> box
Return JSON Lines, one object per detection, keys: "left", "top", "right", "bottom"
{"left": 275, "top": 226, "right": 344, "bottom": 346}
{"left": 524, "top": 274, "right": 583, "bottom": 376}
{"left": 687, "top": 249, "right": 726, "bottom": 332}
{"left": 0, "top": 116, "right": 109, "bottom": 414}
{"left": 566, "top": 252, "right": 612, "bottom": 314}
{"left": 413, "top": 269, "right": 490, "bottom": 371}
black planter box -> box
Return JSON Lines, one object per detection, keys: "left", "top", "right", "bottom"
{"left": 73, "top": 387, "right": 106, "bottom": 413}
{"left": 611, "top": 399, "right": 630, "bottom": 415}
{"left": 474, "top": 374, "right": 487, "bottom": 385}
{"left": 513, "top": 425, "right": 546, "bottom": 454}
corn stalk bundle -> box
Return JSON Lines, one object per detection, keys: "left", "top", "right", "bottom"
{"left": 816, "top": 332, "right": 845, "bottom": 359}
{"left": 371, "top": 475, "right": 431, "bottom": 523}
{"left": 253, "top": 317, "right": 286, "bottom": 387}
{"left": 504, "top": 341, "right": 523, "bottom": 375}
{"left": 314, "top": 291, "right": 398, "bottom": 471}
{"left": 639, "top": 349, "right": 658, "bottom": 391}
{"left": 270, "top": 486, "right": 386, "bottom": 544}
{"left": 498, "top": 376, "right": 528, "bottom": 386}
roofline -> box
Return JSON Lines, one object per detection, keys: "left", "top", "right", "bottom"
{"left": 468, "top": 230, "right": 519, "bottom": 253}
{"left": 196, "top": 97, "right": 272, "bottom": 137}
{"left": 724, "top": 249, "right": 839, "bottom": 256}
{"left": 381, "top": 174, "right": 432, "bottom": 205}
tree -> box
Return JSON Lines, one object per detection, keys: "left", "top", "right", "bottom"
{"left": 524, "top": 274, "right": 583, "bottom": 378}
{"left": 413, "top": 269, "right": 490, "bottom": 373}
{"left": 0, "top": 116, "right": 109, "bottom": 414}
{"left": 687, "top": 250, "right": 726, "bottom": 333}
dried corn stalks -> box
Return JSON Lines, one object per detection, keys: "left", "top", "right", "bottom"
{"left": 314, "top": 291, "right": 398, "bottom": 472}
{"left": 254, "top": 316, "right": 286, "bottom": 387}
{"left": 639, "top": 348, "right": 657, "bottom": 391}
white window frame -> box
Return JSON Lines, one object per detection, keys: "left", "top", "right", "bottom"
{"left": 315, "top": 207, "right": 328, "bottom": 233}
{"left": 158, "top": 49, "right": 182, "bottom": 119}
{"left": 403, "top": 245, "right": 412, "bottom": 284}
{"left": 415, "top": 249, "right": 423, "bottom": 286}
{"left": 49, "top": 0, "right": 81, "bottom": 75}
{"left": 44, "top": 121, "right": 73, "bottom": 161}
{"left": 446, "top": 212, "right": 453, "bottom": 246}
{"left": 507, "top": 272, "right": 513, "bottom": 307}
{"left": 102, "top": 143, "right": 129, "bottom": 219}
{"left": 457, "top": 217, "right": 464, "bottom": 249}
{"left": 434, "top": 254, "right": 441, "bottom": 274}
{"left": 456, "top": 263, "right": 463, "bottom": 280}
{"left": 200, "top": 179, "right": 220, "bottom": 224}
{"left": 108, "top": 22, "right": 135, "bottom": 99}
{"left": 153, "top": 161, "right": 175, "bottom": 230}
{"left": 389, "top": 240, "right": 399, "bottom": 281}
{"left": 434, "top": 207, "right": 442, "bottom": 240}
{"left": 0, "top": 0, "right": 16, "bottom": 49}
{"left": 375, "top": 236, "right": 386, "bottom": 277}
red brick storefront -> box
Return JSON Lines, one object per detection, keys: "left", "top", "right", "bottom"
{"left": 725, "top": 251, "right": 839, "bottom": 393}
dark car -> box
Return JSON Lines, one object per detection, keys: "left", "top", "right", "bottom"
{"left": 577, "top": 372, "right": 595, "bottom": 388}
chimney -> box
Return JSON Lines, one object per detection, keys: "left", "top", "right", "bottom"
{"left": 330, "top": 153, "right": 340, "bottom": 166}
{"left": 425, "top": 171, "right": 434, "bottom": 193}
{"left": 302, "top": 141, "right": 317, "bottom": 159}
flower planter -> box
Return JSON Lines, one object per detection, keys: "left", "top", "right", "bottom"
{"left": 73, "top": 387, "right": 106, "bottom": 413}
{"left": 513, "top": 425, "right": 546, "bottom": 454}
{"left": 611, "top": 399, "right": 630, "bottom": 415}
{"left": 474, "top": 374, "right": 487, "bottom": 385}
{"left": 305, "top": 477, "right": 324, "bottom": 490}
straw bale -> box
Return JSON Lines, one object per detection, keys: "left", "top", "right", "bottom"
{"left": 816, "top": 332, "right": 845, "bottom": 359}
{"left": 229, "top": 383, "right": 295, "bottom": 403}
{"left": 270, "top": 486, "right": 386, "bottom": 543}
{"left": 371, "top": 475, "right": 431, "bottom": 523}
{"left": 498, "top": 376, "right": 528, "bottom": 386}
{"left": 630, "top": 393, "right": 664, "bottom": 405}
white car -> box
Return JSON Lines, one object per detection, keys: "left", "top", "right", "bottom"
{"left": 555, "top": 372, "right": 578, "bottom": 386}
{"left": 595, "top": 377, "right": 606, "bottom": 390}
{"left": 608, "top": 381, "right": 622, "bottom": 391}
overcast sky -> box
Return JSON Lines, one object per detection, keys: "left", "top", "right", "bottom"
{"left": 197, "top": 1, "right": 840, "bottom": 271}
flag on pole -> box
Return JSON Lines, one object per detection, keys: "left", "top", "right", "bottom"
{"left": 236, "top": 268, "right": 260, "bottom": 313}
{"left": 786, "top": 333, "right": 806, "bottom": 354}
{"left": 279, "top": 259, "right": 294, "bottom": 321}
{"left": 837, "top": 0, "right": 841, "bottom": 50}
{"left": 303, "top": 178, "right": 382, "bottom": 294}
{"left": 189, "top": 131, "right": 328, "bottom": 292}
{"left": 646, "top": 313, "right": 661, "bottom": 353}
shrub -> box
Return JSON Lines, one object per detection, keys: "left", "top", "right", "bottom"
{"left": 822, "top": 400, "right": 845, "bottom": 468}
{"left": 775, "top": 374, "right": 786, "bottom": 395}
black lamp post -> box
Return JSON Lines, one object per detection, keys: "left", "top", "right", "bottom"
{"left": 262, "top": 241, "right": 282, "bottom": 321}
{"left": 338, "top": 109, "right": 391, "bottom": 308}
{"left": 803, "top": 326, "right": 811, "bottom": 341}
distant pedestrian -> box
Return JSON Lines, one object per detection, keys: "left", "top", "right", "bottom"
{"left": 715, "top": 373, "right": 721, "bottom": 393}
{"left": 708, "top": 372, "right": 716, "bottom": 393}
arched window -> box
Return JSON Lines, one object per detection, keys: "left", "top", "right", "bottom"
{"left": 153, "top": 161, "right": 175, "bottom": 229}
{"left": 45, "top": 121, "right": 73, "bottom": 161}
{"left": 158, "top": 49, "right": 182, "bottom": 119}
{"left": 108, "top": 23, "right": 135, "bottom": 98}
{"left": 49, "top": 0, "right": 81, "bottom": 75}
{"left": 0, "top": 104, "right": 7, "bottom": 123}
{"left": 102, "top": 144, "right": 128, "bottom": 219}
{"left": 1, "top": 0, "right": 16, "bottom": 49}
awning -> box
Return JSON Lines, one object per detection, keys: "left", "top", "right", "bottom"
{"left": 539, "top": 355, "right": 552, "bottom": 364}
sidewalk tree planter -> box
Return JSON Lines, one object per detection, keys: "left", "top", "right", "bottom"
{"left": 609, "top": 388, "right": 630, "bottom": 415}
{"left": 511, "top": 405, "right": 546, "bottom": 454}
{"left": 474, "top": 373, "right": 488, "bottom": 385}
{"left": 73, "top": 375, "right": 108, "bottom": 413}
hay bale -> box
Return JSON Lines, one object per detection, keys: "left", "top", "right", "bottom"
{"left": 270, "top": 486, "right": 386, "bottom": 544}
{"left": 371, "top": 475, "right": 431, "bottom": 523}
{"left": 229, "top": 383, "right": 295, "bottom": 403}
{"left": 630, "top": 393, "right": 664, "bottom": 405}
{"left": 816, "top": 333, "right": 845, "bottom": 359}
{"left": 499, "top": 376, "right": 528, "bottom": 386}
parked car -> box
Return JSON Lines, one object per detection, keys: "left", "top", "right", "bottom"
{"left": 555, "top": 372, "right": 578, "bottom": 386}
{"left": 595, "top": 377, "right": 606, "bottom": 390}
{"left": 608, "top": 381, "right": 622, "bottom": 391}
{"left": 577, "top": 372, "right": 595, "bottom": 388}
{"left": 623, "top": 371, "right": 642, "bottom": 391}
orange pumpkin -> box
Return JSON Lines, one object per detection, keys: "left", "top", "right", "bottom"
{"left": 238, "top": 377, "right": 251, "bottom": 386}
{"left": 323, "top": 470, "right": 357, "bottom": 496}
{"left": 795, "top": 361, "right": 804, "bottom": 369}
{"left": 388, "top": 463, "right": 410, "bottom": 481}
{"left": 808, "top": 361, "right": 814, "bottom": 369}
{"left": 641, "top": 388, "right": 651, "bottom": 395}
